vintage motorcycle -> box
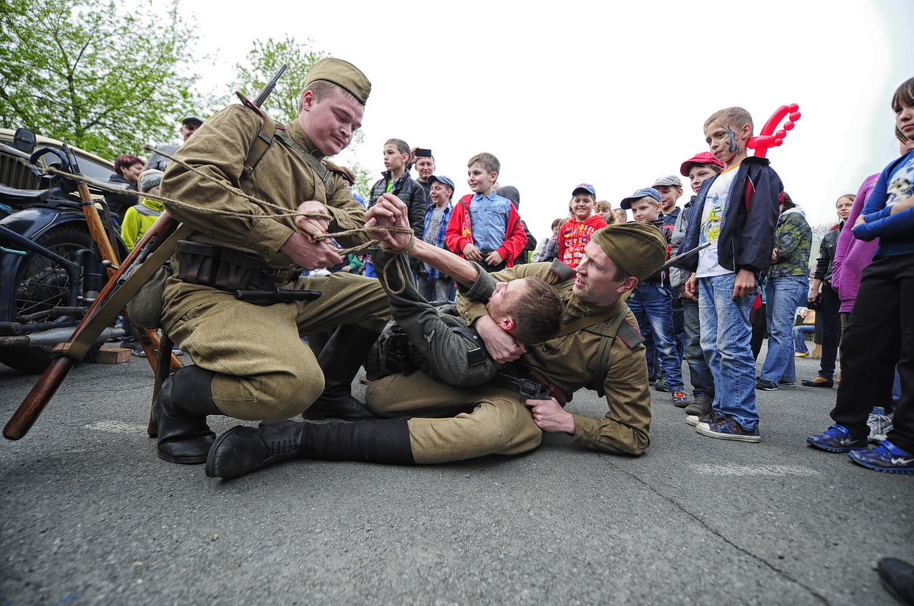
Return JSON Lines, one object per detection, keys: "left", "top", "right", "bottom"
{"left": 0, "top": 129, "right": 128, "bottom": 373}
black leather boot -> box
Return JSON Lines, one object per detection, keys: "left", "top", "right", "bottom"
{"left": 155, "top": 365, "right": 221, "bottom": 465}
{"left": 302, "top": 324, "right": 380, "bottom": 421}
{"left": 206, "top": 417, "right": 414, "bottom": 479}
{"left": 878, "top": 558, "right": 914, "bottom": 606}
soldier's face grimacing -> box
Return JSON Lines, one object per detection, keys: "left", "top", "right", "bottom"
{"left": 573, "top": 240, "right": 629, "bottom": 305}
{"left": 298, "top": 87, "right": 364, "bottom": 157}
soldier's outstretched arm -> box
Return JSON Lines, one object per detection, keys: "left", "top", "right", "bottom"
{"left": 367, "top": 194, "right": 480, "bottom": 287}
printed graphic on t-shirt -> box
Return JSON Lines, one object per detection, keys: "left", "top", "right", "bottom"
{"left": 700, "top": 196, "right": 725, "bottom": 245}
{"left": 696, "top": 167, "right": 737, "bottom": 278}
{"left": 886, "top": 154, "right": 914, "bottom": 206}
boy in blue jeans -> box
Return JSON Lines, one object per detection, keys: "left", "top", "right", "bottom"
{"left": 621, "top": 187, "right": 689, "bottom": 405}
{"left": 677, "top": 107, "right": 783, "bottom": 442}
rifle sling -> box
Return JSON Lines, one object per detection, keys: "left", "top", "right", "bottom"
{"left": 62, "top": 224, "right": 193, "bottom": 361}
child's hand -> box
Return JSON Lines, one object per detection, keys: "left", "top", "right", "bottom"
{"left": 485, "top": 250, "right": 504, "bottom": 266}
{"left": 684, "top": 274, "right": 698, "bottom": 301}
{"left": 732, "top": 269, "right": 756, "bottom": 300}
{"left": 463, "top": 243, "right": 483, "bottom": 262}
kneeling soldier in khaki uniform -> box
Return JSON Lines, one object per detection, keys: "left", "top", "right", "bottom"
{"left": 154, "top": 58, "right": 391, "bottom": 466}
{"left": 206, "top": 196, "right": 667, "bottom": 478}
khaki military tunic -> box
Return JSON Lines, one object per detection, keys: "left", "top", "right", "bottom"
{"left": 366, "top": 262, "right": 652, "bottom": 463}
{"left": 160, "top": 104, "right": 389, "bottom": 420}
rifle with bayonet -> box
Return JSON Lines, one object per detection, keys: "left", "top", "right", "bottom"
{"left": 4, "top": 65, "right": 289, "bottom": 441}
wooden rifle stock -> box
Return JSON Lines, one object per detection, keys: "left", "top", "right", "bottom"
{"left": 4, "top": 212, "right": 187, "bottom": 440}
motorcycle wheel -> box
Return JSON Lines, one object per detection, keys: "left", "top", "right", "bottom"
{"left": 0, "top": 224, "right": 106, "bottom": 373}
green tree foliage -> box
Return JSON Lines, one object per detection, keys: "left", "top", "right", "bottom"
{"left": 231, "top": 35, "right": 325, "bottom": 126}
{"left": 0, "top": 0, "right": 200, "bottom": 160}
{"left": 231, "top": 36, "right": 371, "bottom": 199}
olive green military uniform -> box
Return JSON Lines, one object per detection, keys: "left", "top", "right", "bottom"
{"left": 160, "top": 104, "right": 389, "bottom": 421}
{"left": 366, "top": 262, "right": 652, "bottom": 464}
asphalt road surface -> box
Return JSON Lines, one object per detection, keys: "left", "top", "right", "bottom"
{"left": 1, "top": 350, "right": 911, "bottom": 605}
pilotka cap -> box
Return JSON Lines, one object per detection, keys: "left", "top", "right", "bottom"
{"left": 304, "top": 58, "right": 371, "bottom": 105}
{"left": 591, "top": 222, "right": 667, "bottom": 281}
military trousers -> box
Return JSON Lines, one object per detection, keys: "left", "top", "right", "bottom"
{"left": 162, "top": 272, "right": 390, "bottom": 420}
{"left": 365, "top": 370, "right": 543, "bottom": 464}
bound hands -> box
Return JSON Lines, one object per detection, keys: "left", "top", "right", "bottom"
{"left": 525, "top": 397, "right": 575, "bottom": 434}
{"left": 365, "top": 193, "right": 413, "bottom": 250}
{"left": 283, "top": 200, "right": 341, "bottom": 269}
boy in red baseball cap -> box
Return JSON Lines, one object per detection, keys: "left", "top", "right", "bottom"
{"left": 669, "top": 152, "right": 724, "bottom": 417}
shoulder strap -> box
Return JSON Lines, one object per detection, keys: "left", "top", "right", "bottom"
{"left": 547, "top": 259, "right": 575, "bottom": 282}
{"left": 238, "top": 98, "right": 333, "bottom": 191}
{"left": 555, "top": 298, "right": 623, "bottom": 337}
{"left": 274, "top": 129, "right": 333, "bottom": 190}
{"left": 241, "top": 105, "right": 276, "bottom": 181}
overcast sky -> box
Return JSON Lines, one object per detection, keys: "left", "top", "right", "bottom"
{"left": 177, "top": 0, "right": 914, "bottom": 239}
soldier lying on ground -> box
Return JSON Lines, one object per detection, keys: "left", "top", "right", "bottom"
{"left": 365, "top": 211, "right": 563, "bottom": 387}
{"left": 205, "top": 195, "right": 669, "bottom": 479}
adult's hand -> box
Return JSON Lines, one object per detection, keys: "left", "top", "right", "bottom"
{"left": 475, "top": 315, "right": 525, "bottom": 363}
{"left": 365, "top": 194, "right": 412, "bottom": 250}
{"left": 525, "top": 398, "right": 575, "bottom": 434}
{"left": 280, "top": 231, "right": 341, "bottom": 270}
{"left": 293, "top": 200, "right": 332, "bottom": 240}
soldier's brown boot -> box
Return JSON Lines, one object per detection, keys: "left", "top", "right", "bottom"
{"left": 155, "top": 365, "right": 221, "bottom": 464}
{"left": 302, "top": 324, "right": 380, "bottom": 421}
{"left": 206, "top": 418, "right": 414, "bottom": 479}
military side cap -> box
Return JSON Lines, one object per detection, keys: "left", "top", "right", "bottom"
{"left": 305, "top": 58, "right": 371, "bottom": 105}
{"left": 591, "top": 222, "right": 667, "bottom": 282}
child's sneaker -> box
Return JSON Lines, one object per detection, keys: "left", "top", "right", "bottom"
{"left": 684, "top": 396, "right": 712, "bottom": 417}
{"left": 756, "top": 379, "right": 778, "bottom": 391}
{"left": 695, "top": 415, "right": 760, "bottom": 442}
{"left": 686, "top": 410, "right": 724, "bottom": 427}
{"left": 654, "top": 378, "right": 671, "bottom": 393}
{"left": 806, "top": 424, "right": 868, "bottom": 453}
{"left": 132, "top": 348, "right": 146, "bottom": 358}
{"left": 847, "top": 440, "right": 914, "bottom": 474}
{"left": 671, "top": 390, "right": 691, "bottom": 407}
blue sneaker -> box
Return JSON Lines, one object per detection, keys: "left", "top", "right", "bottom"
{"left": 686, "top": 410, "right": 725, "bottom": 427}
{"left": 696, "top": 415, "right": 760, "bottom": 443}
{"left": 848, "top": 440, "right": 914, "bottom": 474}
{"left": 806, "top": 424, "right": 868, "bottom": 453}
